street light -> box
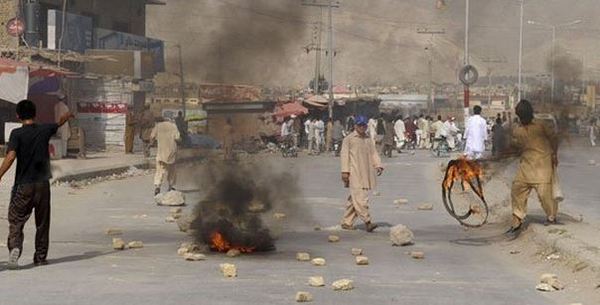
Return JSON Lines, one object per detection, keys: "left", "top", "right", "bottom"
{"left": 527, "top": 19, "right": 582, "bottom": 103}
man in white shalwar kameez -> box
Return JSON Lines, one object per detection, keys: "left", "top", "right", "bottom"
{"left": 464, "top": 106, "right": 488, "bottom": 160}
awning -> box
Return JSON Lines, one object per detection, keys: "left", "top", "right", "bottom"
{"left": 0, "top": 58, "right": 29, "bottom": 103}
{"left": 274, "top": 102, "right": 309, "bottom": 119}
{"left": 303, "top": 95, "right": 329, "bottom": 109}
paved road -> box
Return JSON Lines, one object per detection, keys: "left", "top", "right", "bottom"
{"left": 0, "top": 152, "right": 589, "bottom": 305}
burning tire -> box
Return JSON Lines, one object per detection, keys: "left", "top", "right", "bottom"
{"left": 441, "top": 158, "right": 489, "bottom": 228}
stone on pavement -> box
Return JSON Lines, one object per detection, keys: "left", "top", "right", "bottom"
{"left": 539, "top": 273, "right": 564, "bottom": 291}
{"left": 394, "top": 198, "right": 409, "bottom": 205}
{"left": 273, "top": 212, "right": 286, "bottom": 219}
{"left": 220, "top": 263, "right": 237, "bottom": 277}
{"left": 328, "top": 235, "right": 340, "bottom": 242}
{"left": 410, "top": 251, "right": 425, "bottom": 259}
{"left": 165, "top": 216, "right": 176, "bottom": 223}
{"left": 390, "top": 224, "right": 414, "bottom": 246}
{"left": 155, "top": 190, "right": 185, "bottom": 206}
{"left": 417, "top": 203, "right": 434, "bottom": 211}
{"left": 105, "top": 228, "right": 123, "bottom": 236}
{"left": 535, "top": 283, "right": 555, "bottom": 292}
{"left": 295, "top": 291, "right": 313, "bottom": 302}
{"left": 311, "top": 258, "right": 326, "bottom": 266}
{"left": 308, "top": 276, "right": 325, "bottom": 287}
{"left": 332, "top": 279, "right": 354, "bottom": 291}
{"left": 539, "top": 273, "right": 557, "bottom": 284}
{"left": 296, "top": 252, "right": 311, "bottom": 261}
{"left": 355, "top": 255, "right": 369, "bottom": 265}
{"left": 589, "top": 159, "right": 596, "bottom": 166}
{"left": 351, "top": 248, "right": 363, "bottom": 256}
{"left": 226, "top": 249, "right": 241, "bottom": 257}
{"left": 184, "top": 253, "right": 206, "bottom": 261}
{"left": 112, "top": 238, "right": 126, "bottom": 250}
{"left": 128, "top": 241, "right": 144, "bottom": 249}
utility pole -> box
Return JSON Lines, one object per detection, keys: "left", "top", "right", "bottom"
{"left": 518, "top": 0, "right": 524, "bottom": 102}
{"left": 482, "top": 57, "right": 507, "bottom": 112}
{"left": 176, "top": 44, "right": 186, "bottom": 118}
{"left": 417, "top": 27, "right": 445, "bottom": 113}
{"left": 302, "top": 0, "right": 340, "bottom": 119}
{"left": 463, "top": 0, "right": 470, "bottom": 121}
{"left": 304, "top": 14, "right": 324, "bottom": 95}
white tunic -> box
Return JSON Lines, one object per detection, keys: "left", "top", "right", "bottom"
{"left": 464, "top": 114, "right": 488, "bottom": 155}
{"left": 394, "top": 119, "right": 406, "bottom": 142}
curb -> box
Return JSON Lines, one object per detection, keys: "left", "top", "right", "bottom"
{"left": 53, "top": 160, "right": 152, "bottom": 183}
{"left": 530, "top": 223, "right": 600, "bottom": 273}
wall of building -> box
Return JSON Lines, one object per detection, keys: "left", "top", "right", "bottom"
{"left": 67, "top": 78, "right": 133, "bottom": 150}
{"left": 40, "top": 0, "right": 146, "bottom": 36}
{"left": 0, "top": 0, "right": 18, "bottom": 50}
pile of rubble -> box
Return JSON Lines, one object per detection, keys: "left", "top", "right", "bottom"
{"left": 56, "top": 166, "right": 152, "bottom": 188}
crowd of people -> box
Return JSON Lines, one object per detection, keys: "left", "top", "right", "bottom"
{"left": 278, "top": 106, "right": 507, "bottom": 160}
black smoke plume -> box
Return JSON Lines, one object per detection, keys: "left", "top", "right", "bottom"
{"left": 190, "top": 160, "right": 303, "bottom": 252}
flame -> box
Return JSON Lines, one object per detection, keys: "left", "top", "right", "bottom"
{"left": 443, "top": 157, "right": 483, "bottom": 190}
{"left": 210, "top": 231, "right": 256, "bottom": 253}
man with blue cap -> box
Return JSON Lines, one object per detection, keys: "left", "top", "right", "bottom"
{"left": 340, "top": 115, "right": 384, "bottom": 232}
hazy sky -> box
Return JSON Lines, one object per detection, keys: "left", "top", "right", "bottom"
{"left": 147, "top": 0, "right": 600, "bottom": 87}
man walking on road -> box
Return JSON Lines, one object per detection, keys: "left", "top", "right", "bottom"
{"left": 151, "top": 117, "right": 181, "bottom": 196}
{"left": 340, "top": 115, "right": 384, "bottom": 232}
{"left": 0, "top": 100, "right": 73, "bottom": 269}
{"left": 139, "top": 106, "right": 155, "bottom": 158}
{"left": 464, "top": 105, "right": 488, "bottom": 159}
{"left": 505, "top": 100, "right": 559, "bottom": 238}
{"left": 125, "top": 106, "right": 138, "bottom": 154}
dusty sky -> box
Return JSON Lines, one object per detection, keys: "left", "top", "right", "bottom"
{"left": 147, "top": 0, "right": 600, "bottom": 87}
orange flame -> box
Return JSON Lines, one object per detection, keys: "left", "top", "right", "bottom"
{"left": 443, "top": 157, "right": 483, "bottom": 189}
{"left": 210, "top": 231, "right": 256, "bottom": 253}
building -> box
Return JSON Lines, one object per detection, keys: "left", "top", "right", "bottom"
{"left": 0, "top": 0, "right": 166, "bottom": 151}
{"left": 379, "top": 94, "right": 429, "bottom": 117}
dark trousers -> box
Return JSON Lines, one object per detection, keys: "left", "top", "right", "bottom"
{"left": 8, "top": 181, "right": 51, "bottom": 262}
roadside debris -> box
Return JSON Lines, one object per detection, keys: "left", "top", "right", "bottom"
{"left": 128, "top": 241, "right": 144, "bottom": 249}
{"left": 355, "top": 256, "right": 369, "bottom": 265}
{"left": 332, "top": 279, "right": 354, "bottom": 291}
{"left": 105, "top": 228, "right": 123, "bottom": 236}
{"left": 328, "top": 235, "right": 340, "bottom": 243}
{"left": 226, "top": 249, "right": 241, "bottom": 257}
{"left": 536, "top": 273, "right": 565, "bottom": 292}
{"left": 295, "top": 291, "right": 313, "bottom": 302}
{"left": 390, "top": 224, "right": 414, "bottom": 246}
{"left": 417, "top": 203, "right": 434, "bottom": 211}
{"left": 351, "top": 248, "right": 363, "bottom": 256}
{"left": 112, "top": 238, "right": 126, "bottom": 250}
{"left": 273, "top": 212, "right": 286, "bottom": 220}
{"left": 311, "top": 258, "right": 326, "bottom": 266}
{"left": 155, "top": 190, "right": 186, "bottom": 206}
{"left": 58, "top": 166, "right": 151, "bottom": 187}
{"left": 220, "top": 263, "right": 237, "bottom": 277}
{"left": 184, "top": 253, "right": 206, "bottom": 261}
{"left": 308, "top": 276, "right": 325, "bottom": 287}
{"left": 410, "top": 251, "right": 425, "bottom": 259}
{"left": 165, "top": 216, "right": 176, "bottom": 223}
{"left": 296, "top": 252, "right": 311, "bottom": 261}
{"left": 394, "top": 198, "right": 408, "bottom": 205}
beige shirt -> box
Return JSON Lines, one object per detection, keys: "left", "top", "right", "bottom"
{"left": 512, "top": 120, "right": 556, "bottom": 183}
{"left": 54, "top": 101, "right": 70, "bottom": 140}
{"left": 151, "top": 121, "right": 180, "bottom": 164}
{"left": 340, "top": 131, "right": 383, "bottom": 190}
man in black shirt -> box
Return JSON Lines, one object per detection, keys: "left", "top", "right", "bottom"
{"left": 0, "top": 100, "right": 73, "bottom": 269}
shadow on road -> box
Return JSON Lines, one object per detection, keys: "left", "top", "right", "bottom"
{"left": 0, "top": 250, "right": 117, "bottom": 272}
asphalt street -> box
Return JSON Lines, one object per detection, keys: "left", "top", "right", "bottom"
{"left": 0, "top": 151, "right": 594, "bottom": 305}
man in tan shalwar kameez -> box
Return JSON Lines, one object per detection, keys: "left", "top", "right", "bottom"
{"left": 151, "top": 117, "right": 180, "bottom": 196}
{"left": 340, "top": 115, "right": 384, "bottom": 232}
{"left": 506, "top": 100, "right": 559, "bottom": 237}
